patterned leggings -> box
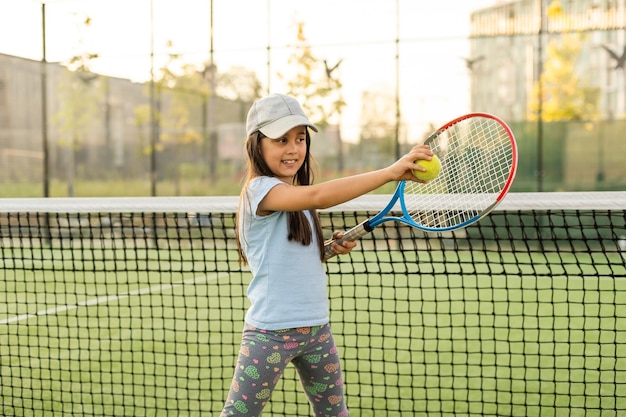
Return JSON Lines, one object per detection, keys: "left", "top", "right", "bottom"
{"left": 220, "top": 323, "right": 349, "bottom": 417}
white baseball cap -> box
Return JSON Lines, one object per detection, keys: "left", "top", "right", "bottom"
{"left": 246, "top": 93, "right": 318, "bottom": 138}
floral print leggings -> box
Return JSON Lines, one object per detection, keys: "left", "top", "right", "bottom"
{"left": 220, "top": 323, "right": 349, "bottom": 417}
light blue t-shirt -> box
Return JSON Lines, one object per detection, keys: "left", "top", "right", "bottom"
{"left": 239, "top": 176, "right": 329, "bottom": 330}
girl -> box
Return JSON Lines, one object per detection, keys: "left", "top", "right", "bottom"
{"left": 220, "top": 93, "right": 433, "bottom": 417}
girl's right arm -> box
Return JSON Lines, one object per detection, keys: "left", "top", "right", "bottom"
{"left": 259, "top": 144, "right": 433, "bottom": 213}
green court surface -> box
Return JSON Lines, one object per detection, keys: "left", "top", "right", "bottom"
{"left": 1, "top": 246, "right": 624, "bottom": 416}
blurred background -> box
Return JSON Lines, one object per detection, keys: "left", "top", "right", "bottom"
{"left": 0, "top": 0, "right": 624, "bottom": 197}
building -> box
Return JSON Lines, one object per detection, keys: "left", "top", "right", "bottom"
{"left": 0, "top": 53, "right": 251, "bottom": 190}
{"left": 469, "top": 0, "right": 626, "bottom": 121}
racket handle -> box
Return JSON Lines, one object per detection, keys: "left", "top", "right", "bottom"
{"left": 323, "top": 220, "right": 372, "bottom": 261}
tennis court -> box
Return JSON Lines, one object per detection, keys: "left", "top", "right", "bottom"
{"left": 1, "top": 193, "right": 625, "bottom": 416}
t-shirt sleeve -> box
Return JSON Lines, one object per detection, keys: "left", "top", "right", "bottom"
{"left": 246, "top": 177, "right": 286, "bottom": 217}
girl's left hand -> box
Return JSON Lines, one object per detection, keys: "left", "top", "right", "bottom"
{"left": 328, "top": 231, "right": 357, "bottom": 256}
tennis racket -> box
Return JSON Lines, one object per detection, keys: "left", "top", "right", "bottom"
{"left": 324, "top": 112, "right": 517, "bottom": 260}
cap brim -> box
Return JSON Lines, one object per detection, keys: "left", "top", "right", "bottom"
{"left": 258, "top": 114, "right": 318, "bottom": 139}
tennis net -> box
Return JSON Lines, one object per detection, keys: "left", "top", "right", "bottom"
{"left": 1, "top": 192, "right": 625, "bottom": 416}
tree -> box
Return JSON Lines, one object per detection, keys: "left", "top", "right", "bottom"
{"left": 134, "top": 41, "right": 206, "bottom": 195}
{"left": 279, "top": 21, "right": 346, "bottom": 170}
{"left": 529, "top": 1, "right": 600, "bottom": 121}
{"left": 217, "top": 66, "right": 263, "bottom": 103}
{"left": 359, "top": 90, "right": 397, "bottom": 162}
{"left": 216, "top": 65, "right": 263, "bottom": 136}
{"left": 52, "top": 12, "right": 102, "bottom": 197}
{"left": 280, "top": 21, "right": 346, "bottom": 126}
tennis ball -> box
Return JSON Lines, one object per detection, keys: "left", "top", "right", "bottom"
{"left": 413, "top": 154, "right": 441, "bottom": 181}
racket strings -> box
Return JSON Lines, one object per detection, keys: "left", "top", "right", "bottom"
{"left": 404, "top": 116, "right": 515, "bottom": 229}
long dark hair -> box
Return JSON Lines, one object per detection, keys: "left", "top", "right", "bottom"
{"left": 235, "top": 130, "right": 325, "bottom": 264}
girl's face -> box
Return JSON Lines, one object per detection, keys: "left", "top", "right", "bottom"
{"left": 260, "top": 125, "right": 308, "bottom": 183}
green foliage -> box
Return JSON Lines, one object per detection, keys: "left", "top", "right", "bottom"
{"left": 142, "top": 44, "right": 207, "bottom": 149}
{"left": 52, "top": 69, "right": 103, "bottom": 148}
{"left": 358, "top": 90, "right": 398, "bottom": 163}
{"left": 217, "top": 66, "right": 263, "bottom": 102}
{"left": 50, "top": 13, "right": 103, "bottom": 197}
{"left": 529, "top": 4, "right": 600, "bottom": 121}
{"left": 279, "top": 21, "right": 346, "bottom": 128}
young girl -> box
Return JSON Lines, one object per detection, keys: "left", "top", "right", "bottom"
{"left": 220, "top": 93, "right": 433, "bottom": 417}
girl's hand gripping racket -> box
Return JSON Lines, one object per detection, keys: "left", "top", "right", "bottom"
{"left": 324, "top": 112, "right": 517, "bottom": 260}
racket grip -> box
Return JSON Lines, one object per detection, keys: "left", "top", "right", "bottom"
{"left": 323, "top": 220, "right": 372, "bottom": 261}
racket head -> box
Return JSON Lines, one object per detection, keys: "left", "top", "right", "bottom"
{"left": 400, "top": 113, "right": 518, "bottom": 232}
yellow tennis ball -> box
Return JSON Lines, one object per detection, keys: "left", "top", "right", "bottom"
{"left": 413, "top": 154, "right": 441, "bottom": 181}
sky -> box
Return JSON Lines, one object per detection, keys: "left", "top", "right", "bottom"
{"left": 0, "top": 0, "right": 500, "bottom": 142}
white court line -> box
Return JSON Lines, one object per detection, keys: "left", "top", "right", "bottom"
{"left": 0, "top": 273, "right": 227, "bottom": 325}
